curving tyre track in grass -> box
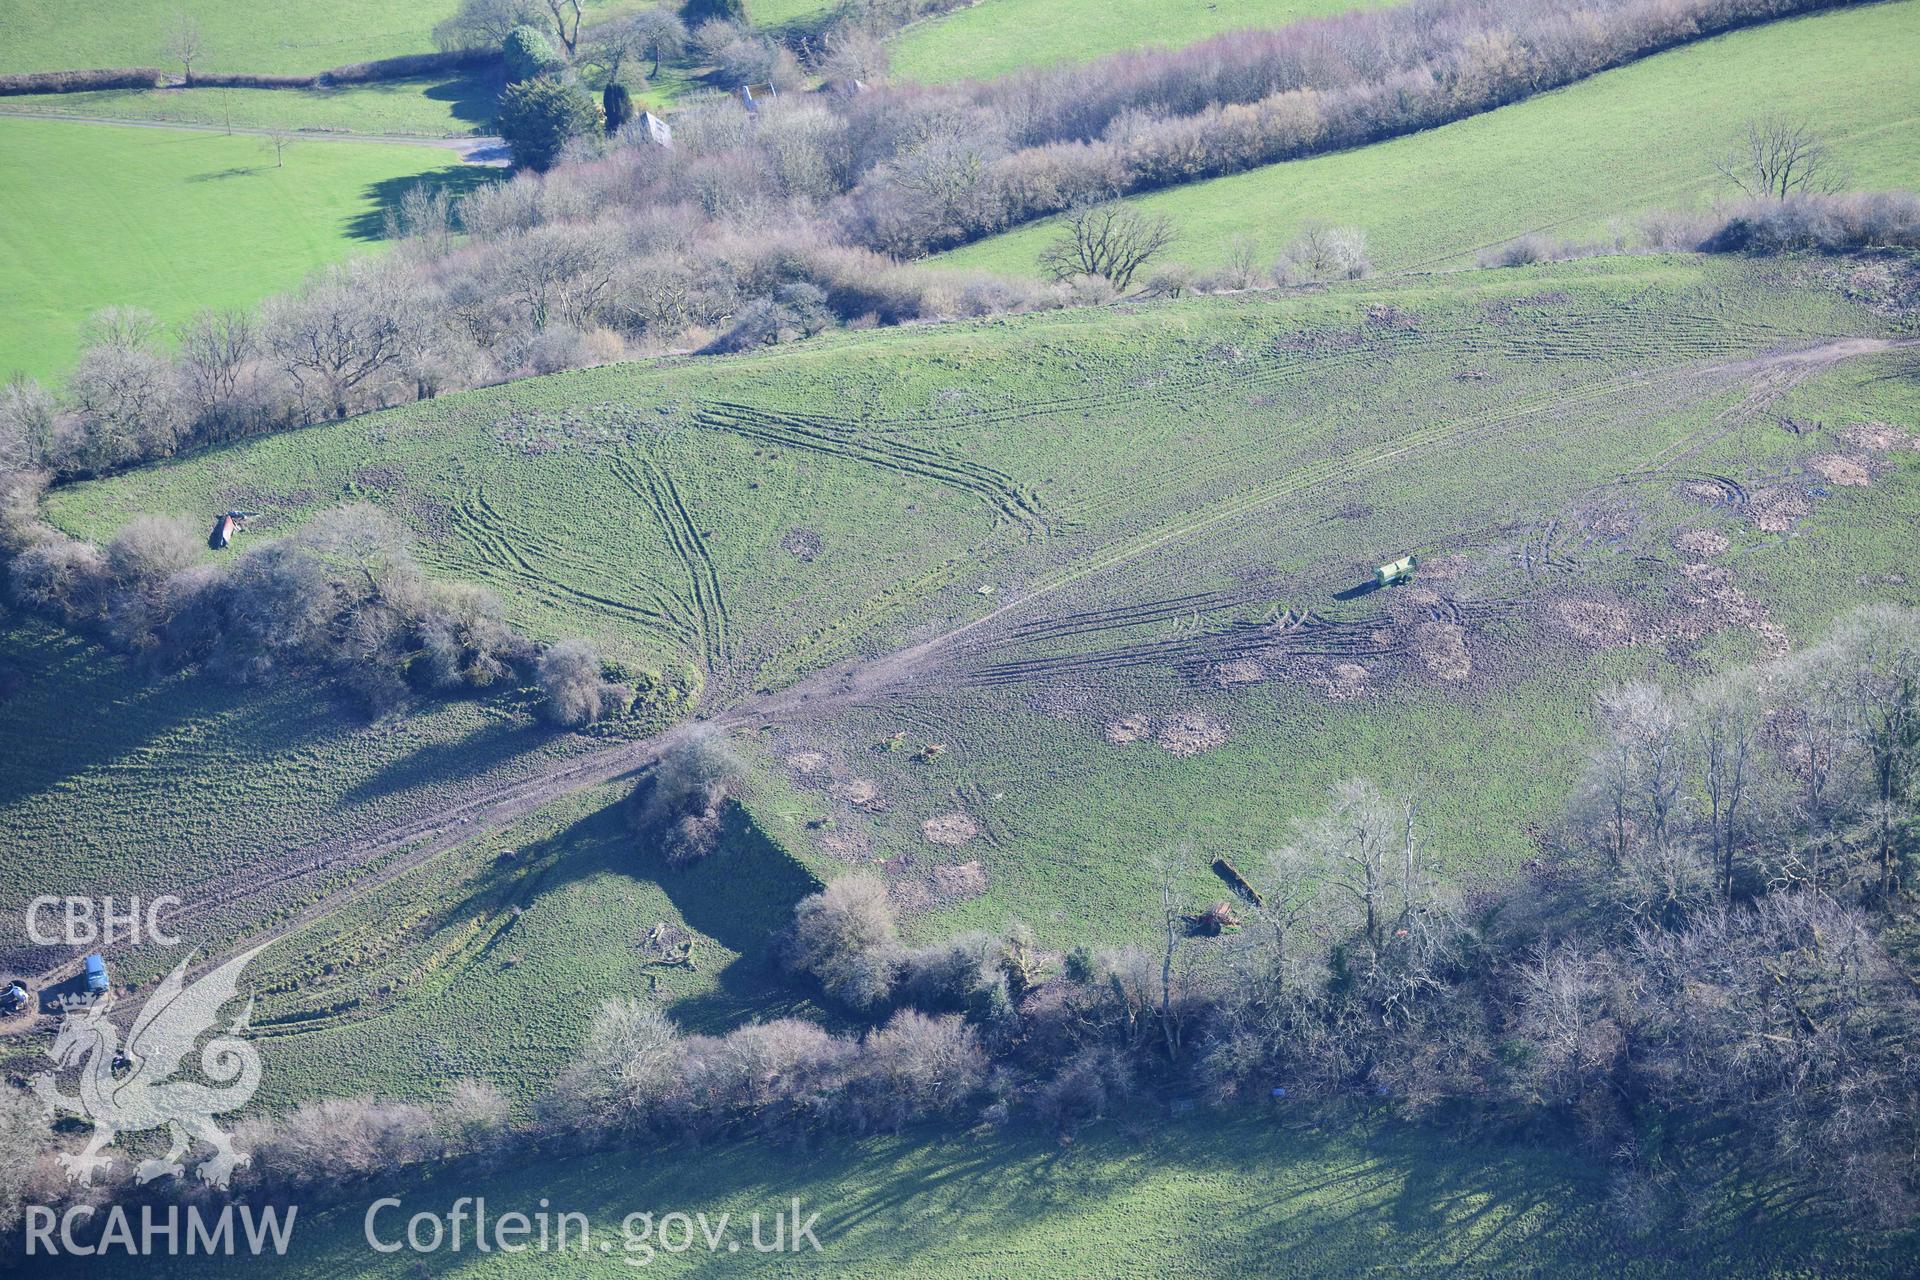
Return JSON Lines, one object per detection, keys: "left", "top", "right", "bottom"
{"left": 609, "top": 455, "right": 733, "bottom": 680}
{"left": 10, "top": 333, "right": 1910, "bottom": 1023}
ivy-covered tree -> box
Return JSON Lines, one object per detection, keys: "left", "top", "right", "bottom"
{"left": 497, "top": 78, "right": 601, "bottom": 170}
{"left": 502, "top": 23, "right": 563, "bottom": 82}
{"left": 681, "top": 0, "right": 748, "bottom": 28}
{"left": 602, "top": 82, "right": 634, "bottom": 135}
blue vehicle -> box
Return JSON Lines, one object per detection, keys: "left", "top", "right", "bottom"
{"left": 83, "top": 954, "right": 109, "bottom": 996}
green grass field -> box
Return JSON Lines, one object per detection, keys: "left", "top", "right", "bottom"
{"left": 41, "top": 254, "right": 1920, "bottom": 949}
{"left": 144, "top": 1114, "right": 1915, "bottom": 1278}
{"left": 889, "top": 0, "right": 1396, "bottom": 83}
{"left": 0, "top": 0, "right": 654, "bottom": 75}
{"left": 935, "top": 0, "right": 1920, "bottom": 279}
{"left": 0, "top": 116, "right": 489, "bottom": 378}
{"left": 243, "top": 781, "right": 828, "bottom": 1106}
{"left": 0, "top": 70, "right": 502, "bottom": 137}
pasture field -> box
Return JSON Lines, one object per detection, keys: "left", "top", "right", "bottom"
{"left": 0, "top": 621, "right": 590, "bottom": 980}
{"left": 888, "top": 0, "right": 1397, "bottom": 84}
{"left": 935, "top": 0, "right": 1920, "bottom": 279}
{"left": 43, "top": 253, "right": 1920, "bottom": 947}
{"left": 0, "top": 117, "right": 486, "bottom": 378}
{"left": 242, "top": 781, "right": 827, "bottom": 1106}
{"left": 0, "top": 72, "right": 501, "bottom": 137}
{"left": 0, "top": 0, "right": 652, "bottom": 75}
{"left": 151, "top": 1114, "right": 1916, "bottom": 1278}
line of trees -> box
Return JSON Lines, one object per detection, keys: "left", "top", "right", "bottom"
{"left": 609, "top": 605, "right": 1920, "bottom": 1228}
{"left": 0, "top": 475, "right": 630, "bottom": 722}
{"left": 0, "top": 0, "right": 1885, "bottom": 488}
{"left": 1482, "top": 187, "right": 1920, "bottom": 266}
{"left": 5, "top": 609, "right": 1916, "bottom": 1241}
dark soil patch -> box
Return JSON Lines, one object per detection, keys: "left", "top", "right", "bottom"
{"left": 781, "top": 528, "right": 823, "bottom": 561}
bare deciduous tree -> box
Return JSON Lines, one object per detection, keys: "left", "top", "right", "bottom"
{"left": 1155, "top": 855, "right": 1186, "bottom": 1060}
{"left": 163, "top": 13, "right": 204, "bottom": 83}
{"left": 0, "top": 1087, "right": 52, "bottom": 1235}
{"left": 66, "top": 307, "right": 180, "bottom": 471}
{"left": 786, "top": 874, "right": 903, "bottom": 1010}
{"left": 1689, "top": 668, "right": 1760, "bottom": 898}
{"left": 1514, "top": 941, "right": 1623, "bottom": 1107}
{"left": 433, "top": 0, "right": 542, "bottom": 52}
{"left": 261, "top": 126, "right": 296, "bottom": 168}
{"left": 1039, "top": 202, "right": 1176, "bottom": 291}
{"left": 177, "top": 309, "right": 254, "bottom": 415}
{"left": 1764, "top": 649, "right": 1852, "bottom": 886}
{"left": 536, "top": 636, "right": 625, "bottom": 727}
{"left": 296, "top": 502, "right": 416, "bottom": 603}
{"left": 493, "top": 224, "right": 620, "bottom": 331}
{"left": 1251, "top": 844, "right": 1321, "bottom": 987}
{"left": 1296, "top": 777, "right": 1399, "bottom": 956}
{"left": 0, "top": 374, "right": 57, "bottom": 470}
{"left": 1604, "top": 684, "right": 1686, "bottom": 853}
{"left": 634, "top": 8, "right": 689, "bottom": 78}
{"left": 1819, "top": 606, "right": 1920, "bottom": 898}
{"left": 384, "top": 184, "right": 456, "bottom": 255}
{"left": 1274, "top": 222, "right": 1370, "bottom": 283}
{"left": 1715, "top": 113, "right": 1848, "bottom": 200}
{"left": 262, "top": 264, "right": 422, "bottom": 419}
{"left": 543, "top": 0, "right": 585, "bottom": 58}
{"left": 592, "top": 9, "right": 686, "bottom": 83}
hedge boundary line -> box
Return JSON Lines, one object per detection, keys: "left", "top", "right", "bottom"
{"left": 0, "top": 48, "right": 499, "bottom": 97}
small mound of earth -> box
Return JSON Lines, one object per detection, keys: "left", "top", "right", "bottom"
{"left": 407, "top": 498, "right": 456, "bottom": 542}
{"left": 1416, "top": 554, "right": 1470, "bottom": 582}
{"left": 1807, "top": 454, "right": 1873, "bottom": 488}
{"left": 1320, "top": 661, "right": 1372, "bottom": 701}
{"left": 1748, "top": 487, "right": 1812, "bottom": 533}
{"left": 1682, "top": 480, "right": 1733, "bottom": 506}
{"left": 1670, "top": 562, "right": 1790, "bottom": 656}
{"left": 1413, "top": 621, "right": 1472, "bottom": 681}
{"left": 1672, "top": 529, "right": 1729, "bottom": 560}
{"left": 820, "top": 829, "right": 871, "bottom": 862}
{"left": 787, "top": 751, "right": 828, "bottom": 775}
{"left": 1104, "top": 715, "right": 1152, "bottom": 744}
{"left": 1583, "top": 506, "right": 1637, "bottom": 537}
{"left": 781, "top": 528, "right": 823, "bottom": 561}
{"left": 1212, "top": 659, "right": 1265, "bottom": 688}
{"left": 929, "top": 860, "right": 988, "bottom": 900}
{"left": 353, "top": 464, "right": 404, "bottom": 492}
{"left": 1550, "top": 599, "right": 1634, "bottom": 648}
{"left": 830, "top": 778, "right": 886, "bottom": 812}
{"left": 921, "top": 813, "right": 980, "bottom": 846}
{"left": 1843, "top": 421, "right": 1918, "bottom": 452}
{"left": 1157, "top": 712, "right": 1228, "bottom": 757}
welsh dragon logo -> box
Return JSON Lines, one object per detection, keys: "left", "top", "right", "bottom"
{"left": 32, "top": 946, "right": 268, "bottom": 1189}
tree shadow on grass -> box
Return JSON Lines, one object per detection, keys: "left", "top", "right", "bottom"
{"left": 337, "top": 709, "right": 552, "bottom": 808}
{"left": 0, "top": 624, "right": 309, "bottom": 814}
{"left": 422, "top": 68, "right": 505, "bottom": 128}
{"left": 461, "top": 786, "right": 830, "bottom": 1036}
{"left": 652, "top": 807, "right": 837, "bottom": 1031}
{"left": 186, "top": 164, "right": 271, "bottom": 182}
{"left": 346, "top": 163, "right": 502, "bottom": 242}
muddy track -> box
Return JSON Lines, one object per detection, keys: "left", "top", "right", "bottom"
{"left": 963, "top": 601, "right": 1514, "bottom": 688}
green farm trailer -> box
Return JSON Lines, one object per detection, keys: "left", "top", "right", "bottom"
{"left": 1374, "top": 555, "right": 1418, "bottom": 587}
